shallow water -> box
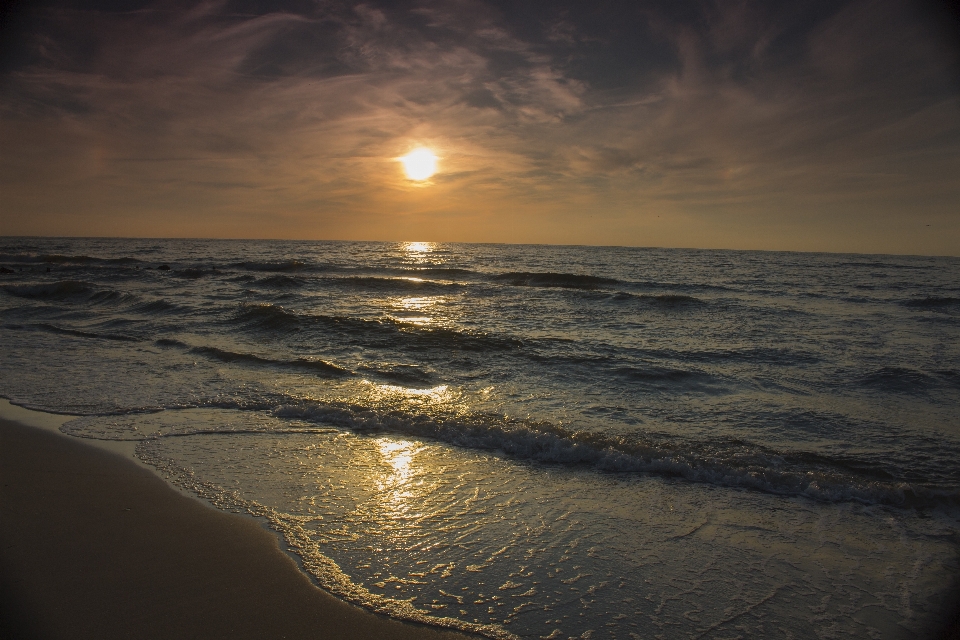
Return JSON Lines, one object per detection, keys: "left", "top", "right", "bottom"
{"left": 2, "top": 238, "right": 958, "bottom": 638}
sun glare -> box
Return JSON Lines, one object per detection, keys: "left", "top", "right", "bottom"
{"left": 399, "top": 148, "right": 438, "bottom": 181}
{"left": 404, "top": 241, "right": 433, "bottom": 253}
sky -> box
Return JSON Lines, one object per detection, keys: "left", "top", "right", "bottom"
{"left": 0, "top": 0, "right": 958, "bottom": 254}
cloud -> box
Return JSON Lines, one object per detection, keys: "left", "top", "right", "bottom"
{"left": 0, "top": 0, "right": 957, "bottom": 253}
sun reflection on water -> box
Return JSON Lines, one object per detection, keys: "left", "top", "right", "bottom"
{"left": 390, "top": 296, "right": 446, "bottom": 326}
{"left": 364, "top": 381, "right": 451, "bottom": 400}
{"left": 358, "top": 380, "right": 458, "bottom": 413}
{"left": 376, "top": 438, "right": 423, "bottom": 521}
{"left": 403, "top": 242, "right": 434, "bottom": 253}
{"left": 401, "top": 242, "right": 437, "bottom": 266}
{"left": 400, "top": 296, "right": 438, "bottom": 310}
{"left": 378, "top": 440, "right": 414, "bottom": 484}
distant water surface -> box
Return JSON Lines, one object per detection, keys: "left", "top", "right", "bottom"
{"left": 2, "top": 238, "right": 958, "bottom": 639}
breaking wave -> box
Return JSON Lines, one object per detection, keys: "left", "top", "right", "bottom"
{"left": 269, "top": 401, "right": 960, "bottom": 509}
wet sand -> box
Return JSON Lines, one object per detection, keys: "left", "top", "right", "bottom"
{"left": 0, "top": 417, "right": 477, "bottom": 640}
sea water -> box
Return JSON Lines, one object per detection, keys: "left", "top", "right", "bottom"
{"left": 1, "top": 237, "right": 958, "bottom": 639}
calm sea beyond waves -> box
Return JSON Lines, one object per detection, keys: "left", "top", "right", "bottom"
{"left": 2, "top": 237, "right": 959, "bottom": 639}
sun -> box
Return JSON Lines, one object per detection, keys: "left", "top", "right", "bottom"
{"left": 399, "top": 148, "right": 438, "bottom": 181}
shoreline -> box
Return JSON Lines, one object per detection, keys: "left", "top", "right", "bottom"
{"left": 1, "top": 398, "right": 958, "bottom": 639}
{"left": 0, "top": 412, "right": 478, "bottom": 640}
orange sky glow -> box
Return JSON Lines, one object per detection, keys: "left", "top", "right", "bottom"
{"left": 0, "top": 0, "right": 958, "bottom": 254}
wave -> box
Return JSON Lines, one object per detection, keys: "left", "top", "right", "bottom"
{"left": 667, "top": 346, "right": 820, "bottom": 365}
{"left": 254, "top": 275, "right": 307, "bottom": 288}
{"left": 400, "top": 267, "right": 476, "bottom": 277}
{"left": 859, "top": 366, "right": 960, "bottom": 393}
{"left": 3, "top": 322, "right": 141, "bottom": 342}
{"left": 33, "top": 254, "right": 100, "bottom": 264}
{"left": 230, "top": 303, "right": 524, "bottom": 352}
{"left": 537, "top": 346, "right": 819, "bottom": 373}
{"left": 491, "top": 272, "right": 619, "bottom": 289}
{"left": 233, "top": 260, "right": 314, "bottom": 272}
{"left": 2, "top": 280, "right": 97, "bottom": 299}
{"left": 610, "top": 364, "right": 711, "bottom": 384}
{"left": 637, "top": 294, "right": 701, "bottom": 305}
{"left": 261, "top": 401, "right": 958, "bottom": 510}
{"left": 173, "top": 268, "right": 214, "bottom": 279}
{"left": 838, "top": 260, "right": 928, "bottom": 270}
{"left": 192, "top": 346, "right": 352, "bottom": 377}
{"left": 154, "top": 337, "right": 188, "bottom": 348}
{"left": 128, "top": 298, "right": 181, "bottom": 314}
{"left": 630, "top": 280, "right": 733, "bottom": 292}
{"left": 1, "top": 280, "right": 185, "bottom": 318}
{"left": 0, "top": 253, "right": 142, "bottom": 265}
{"left": 415, "top": 322, "right": 522, "bottom": 353}
{"left": 232, "top": 303, "right": 303, "bottom": 332}
{"left": 351, "top": 267, "right": 476, "bottom": 279}
{"left": 330, "top": 276, "right": 461, "bottom": 292}
{"left": 2, "top": 281, "right": 146, "bottom": 308}
{"left": 933, "top": 369, "right": 960, "bottom": 388}
{"left": 153, "top": 339, "right": 352, "bottom": 377}
{"left": 527, "top": 351, "right": 717, "bottom": 388}
{"left": 33, "top": 322, "right": 140, "bottom": 342}
{"left": 356, "top": 363, "right": 435, "bottom": 385}
{"left": 88, "top": 289, "right": 139, "bottom": 305}
{"left": 605, "top": 293, "right": 702, "bottom": 306}
{"left": 902, "top": 296, "right": 960, "bottom": 308}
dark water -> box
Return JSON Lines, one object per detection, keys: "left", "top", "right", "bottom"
{"left": 2, "top": 237, "right": 959, "bottom": 639}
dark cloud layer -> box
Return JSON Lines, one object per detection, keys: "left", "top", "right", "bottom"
{"left": 1, "top": 0, "right": 958, "bottom": 253}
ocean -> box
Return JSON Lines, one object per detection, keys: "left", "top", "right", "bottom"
{"left": 1, "top": 237, "right": 958, "bottom": 639}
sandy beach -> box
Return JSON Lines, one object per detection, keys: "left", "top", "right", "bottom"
{"left": 0, "top": 416, "right": 477, "bottom": 640}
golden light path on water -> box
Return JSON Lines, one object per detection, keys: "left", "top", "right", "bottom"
{"left": 387, "top": 242, "right": 452, "bottom": 326}
{"left": 403, "top": 241, "right": 435, "bottom": 255}
{"left": 376, "top": 439, "right": 421, "bottom": 521}
{"left": 391, "top": 296, "right": 445, "bottom": 326}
